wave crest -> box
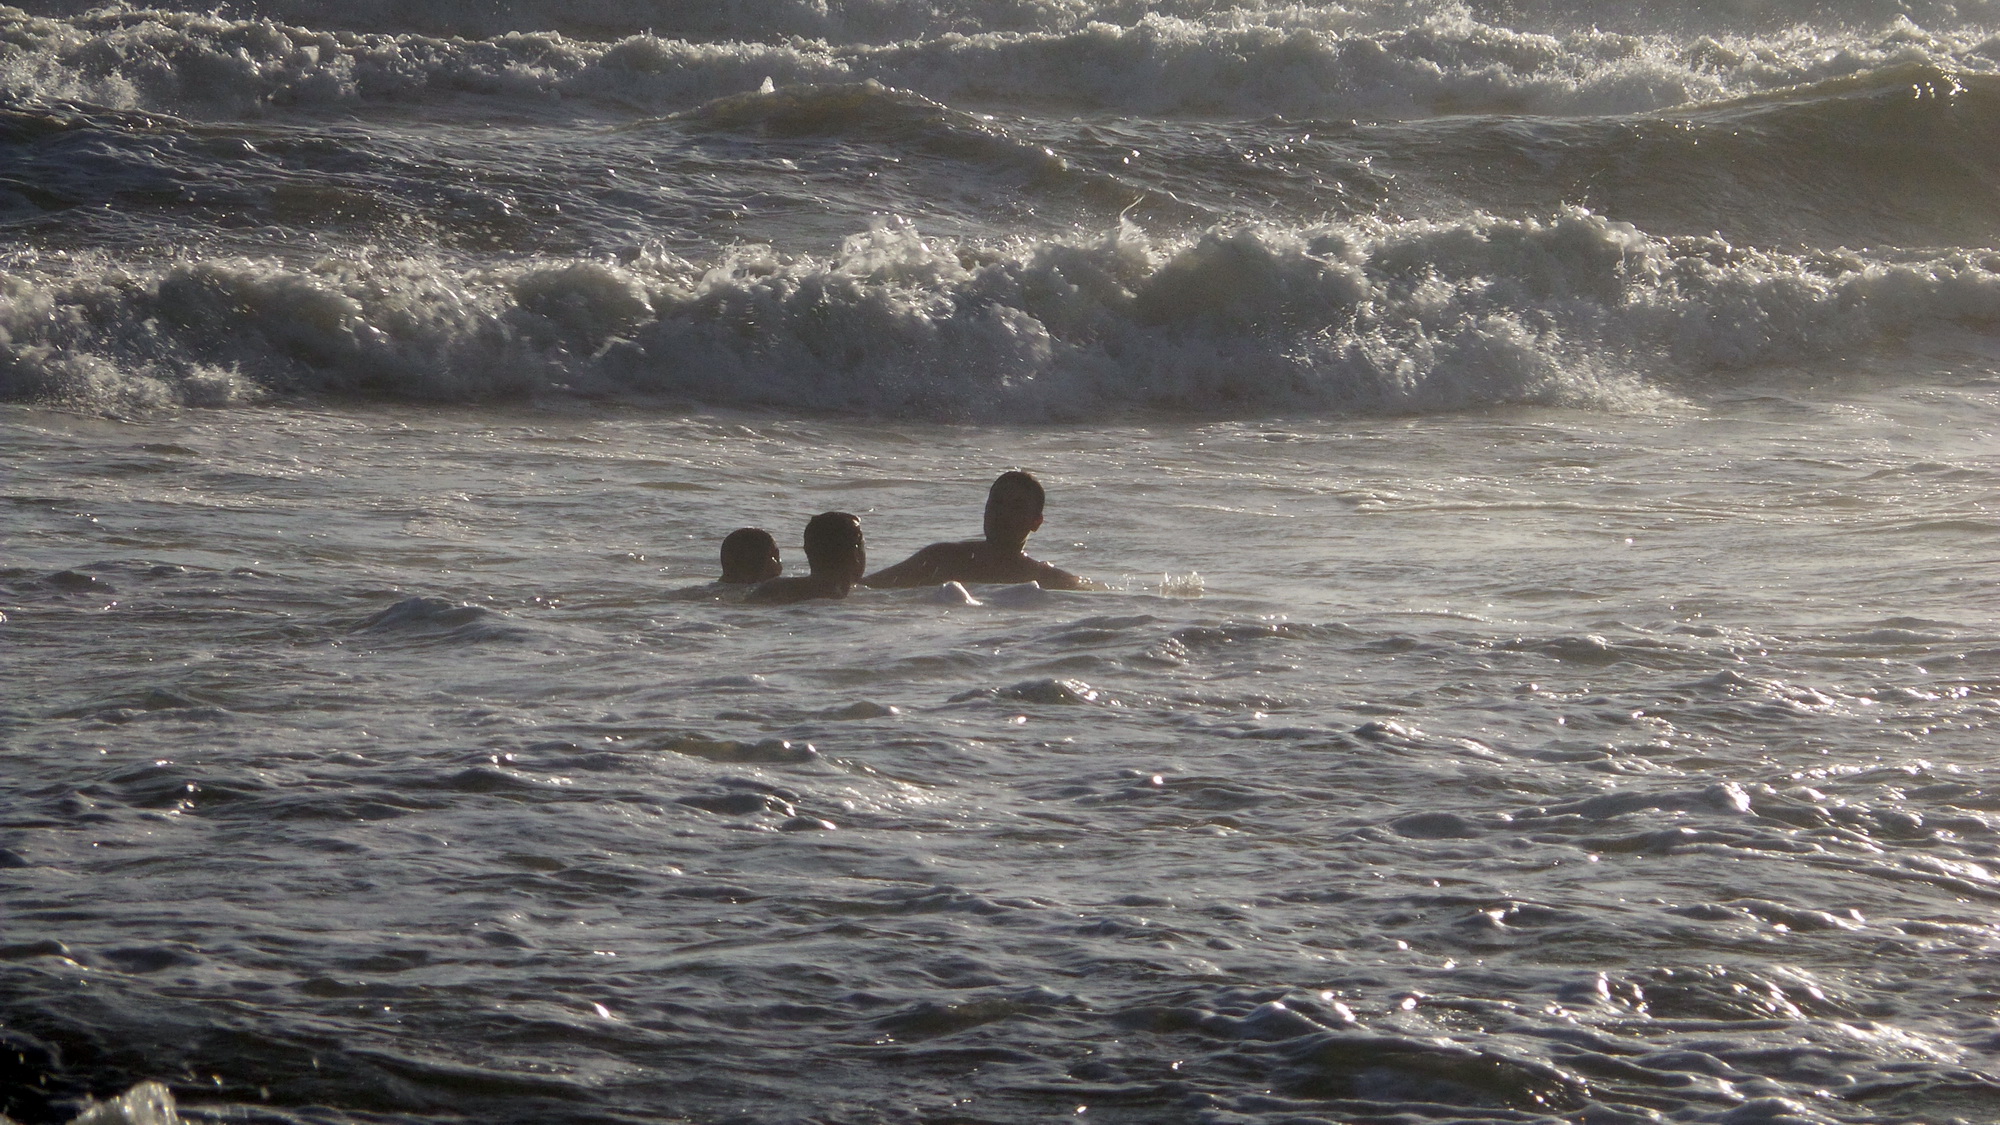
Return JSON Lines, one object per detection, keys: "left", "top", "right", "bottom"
{"left": 5, "top": 5, "right": 1998, "bottom": 119}
{"left": 6, "top": 211, "right": 1999, "bottom": 418}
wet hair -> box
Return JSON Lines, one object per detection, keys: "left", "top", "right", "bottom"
{"left": 989, "top": 470, "right": 1046, "bottom": 515}
{"left": 983, "top": 470, "right": 1046, "bottom": 545}
{"left": 802, "top": 512, "right": 865, "bottom": 578}
{"left": 719, "top": 527, "right": 781, "bottom": 584}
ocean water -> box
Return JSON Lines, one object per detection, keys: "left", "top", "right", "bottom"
{"left": 4, "top": 1, "right": 2000, "bottom": 1123}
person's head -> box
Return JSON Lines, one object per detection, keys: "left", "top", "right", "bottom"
{"left": 983, "top": 470, "right": 1046, "bottom": 549}
{"left": 719, "top": 527, "right": 783, "bottom": 584}
{"left": 802, "top": 512, "right": 866, "bottom": 582}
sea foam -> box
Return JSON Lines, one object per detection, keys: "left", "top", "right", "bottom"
{"left": 14, "top": 0, "right": 2000, "bottom": 45}
{"left": 5, "top": 211, "right": 1998, "bottom": 418}
{"left": 3, "top": 5, "right": 1997, "bottom": 120}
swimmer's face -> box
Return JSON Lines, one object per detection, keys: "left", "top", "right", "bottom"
{"left": 803, "top": 512, "right": 866, "bottom": 580}
{"left": 984, "top": 481, "right": 1044, "bottom": 544}
{"left": 720, "top": 530, "right": 783, "bottom": 583}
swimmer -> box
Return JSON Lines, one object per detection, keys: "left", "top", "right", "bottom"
{"left": 718, "top": 527, "right": 782, "bottom": 584}
{"left": 744, "top": 512, "right": 866, "bottom": 604}
{"left": 862, "top": 470, "right": 1090, "bottom": 590}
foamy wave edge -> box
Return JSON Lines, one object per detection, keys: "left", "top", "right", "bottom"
{"left": 5, "top": 210, "right": 1999, "bottom": 418}
{"left": 4, "top": 6, "right": 1999, "bottom": 119}
{"left": 65, "top": 1080, "right": 181, "bottom": 1125}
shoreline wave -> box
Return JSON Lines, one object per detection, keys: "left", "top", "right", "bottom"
{"left": 5, "top": 210, "right": 1997, "bottom": 418}
{"left": 4, "top": 4, "right": 1998, "bottom": 121}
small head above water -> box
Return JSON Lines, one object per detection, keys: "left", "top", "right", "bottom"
{"left": 983, "top": 470, "right": 1046, "bottom": 551}
{"left": 804, "top": 512, "right": 866, "bottom": 582}
{"left": 719, "top": 527, "right": 782, "bottom": 584}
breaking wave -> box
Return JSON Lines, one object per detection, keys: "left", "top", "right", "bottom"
{"left": 3, "top": 3, "right": 1998, "bottom": 120}
{"left": 6, "top": 210, "right": 1998, "bottom": 417}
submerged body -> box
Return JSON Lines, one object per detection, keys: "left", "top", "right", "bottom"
{"left": 866, "top": 471, "right": 1091, "bottom": 591}
{"left": 861, "top": 538, "right": 1087, "bottom": 590}
{"left": 745, "top": 511, "right": 866, "bottom": 603}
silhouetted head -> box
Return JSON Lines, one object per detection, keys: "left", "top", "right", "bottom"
{"left": 719, "top": 527, "right": 782, "bottom": 584}
{"left": 982, "top": 471, "right": 1046, "bottom": 550}
{"left": 803, "top": 512, "right": 866, "bottom": 582}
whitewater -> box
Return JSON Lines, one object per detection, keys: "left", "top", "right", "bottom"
{"left": 3, "top": 0, "right": 1999, "bottom": 1123}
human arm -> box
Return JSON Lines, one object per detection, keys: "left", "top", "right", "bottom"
{"left": 1024, "top": 560, "right": 1093, "bottom": 591}
{"left": 860, "top": 543, "right": 965, "bottom": 588}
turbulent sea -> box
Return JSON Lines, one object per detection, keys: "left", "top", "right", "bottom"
{"left": 5, "top": 0, "right": 2000, "bottom": 1122}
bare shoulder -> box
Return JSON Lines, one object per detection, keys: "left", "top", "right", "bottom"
{"left": 862, "top": 541, "right": 979, "bottom": 588}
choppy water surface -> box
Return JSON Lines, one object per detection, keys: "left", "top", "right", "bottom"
{"left": 5, "top": 0, "right": 2000, "bottom": 1121}
{"left": 6, "top": 374, "right": 2000, "bottom": 1124}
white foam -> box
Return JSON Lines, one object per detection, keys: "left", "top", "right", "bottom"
{"left": 925, "top": 581, "right": 983, "bottom": 604}
{"left": 7, "top": 212, "right": 1999, "bottom": 417}
{"left": 3, "top": 5, "right": 1996, "bottom": 119}
{"left": 983, "top": 582, "right": 1056, "bottom": 606}
{"left": 67, "top": 1082, "right": 181, "bottom": 1125}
